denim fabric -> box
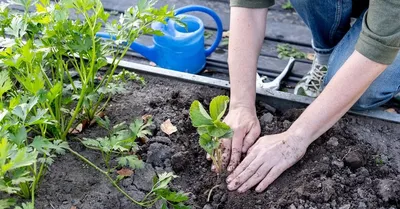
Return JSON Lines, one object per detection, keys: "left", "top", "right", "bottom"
{"left": 290, "top": 0, "right": 400, "bottom": 110}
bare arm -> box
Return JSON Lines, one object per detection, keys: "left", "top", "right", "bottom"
{"left": 226, "top": 51, "right": 388, "bottom": 192}
{"left": 219, "top": 7, "right": 269, "bottom": 172}
{"left": 289, "top": 51, "right": 387, "bottom": 144}
{"left": 228, "top": 7, "right": 267, "bottom": 109}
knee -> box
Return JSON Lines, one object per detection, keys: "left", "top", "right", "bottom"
{"left": 351, "top": 89, "right": 394, "bottom": 111}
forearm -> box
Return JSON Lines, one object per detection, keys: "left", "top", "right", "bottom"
{"left": 228, "top": 7, "right": 267, "bottom": 109}
{"left": 289, "top": 51, "right": 387, "bottom": 144}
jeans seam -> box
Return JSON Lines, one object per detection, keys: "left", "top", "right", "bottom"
{"left": 329, "top": 0, "right": 342, "bottom": 46}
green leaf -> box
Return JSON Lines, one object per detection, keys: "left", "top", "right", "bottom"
{"left": 46, "top": 82, "right": 62, "bottom": 103}
{"left": 199, "top": 133, "right": 218, "bottom": 155}
{"left": 0, "top": 70, "right": 12, "bottom": 98}
{"left": 117, "top": 155, "right": 144, "bottom": 170}
{"left": 172, "top": 203, "right": 191, "bottom": 209}
{"left": 11, "top": 176, "right": 34, "bottom": 185}
{"left": 14, "top": 202, "right": 34, "bottom": 209}
{"left": 26, "top": 108, "right": 49, "bottom": 125}
{"left": 8, "top": 126, "right": 27, "bottom": 146}
{"left": 161, "top": 202, "right": 168, "bottom": 209}
{"left": 196, "top": 126, "right": 208, "bottom": 135}
{"left": 154, "top": 172, "right": 177, "bottom": 191}
{"left": 207, "top": 121, "right": 232, "bottom": 138}
{"left": 209, "top": 95, "right": 229, "bottom": 121}
{"left": 189, "top": 101, "right": 213, "bottom": 127}
{"left": 155, "top": 189, "right": 189, "bottom": 203}
{"left": 0, "top": 198, "right": 16, "bottom": 209}
{"left": 0, "top": 109, "right": 8, "bottom": 123}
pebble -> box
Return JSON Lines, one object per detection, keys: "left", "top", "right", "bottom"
{"left": 327, "top": 137, "right": 339, "bottom": 146}
{"left": 344, "top": 151, "right": 365, "bottom": 169}
{"left": 260, "top": 113, "right": 274, "bottom": 126}
{"left": 339, "top": 204, "right": 351, "bottom": 209}
{"left": 332, "top": 160, "right": 344, "bottom": 168}
{"left": 289, "top": 204, "right": 296, "bottom": 209}
{"left": 358, "top": 202, "right": 367, "bottom": 209}
{"left": 203, "top": 204, "right": 213, "bottom": 209}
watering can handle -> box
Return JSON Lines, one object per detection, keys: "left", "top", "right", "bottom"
{"left": 175, "top": 5, "right": 223, "bottom": 57}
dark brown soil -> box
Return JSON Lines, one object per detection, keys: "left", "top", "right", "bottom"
{"left": 35, "top": 75, "right": 400, "bottom": 209}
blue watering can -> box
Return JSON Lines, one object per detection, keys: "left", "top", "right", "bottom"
{"left": 96, "top": 5, "right": 223, "bottom": 74}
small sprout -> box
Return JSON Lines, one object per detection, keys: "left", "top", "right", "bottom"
{"left": 189, "top": 95, "right": 233, "bottom": 173}
{"left": 276, "top": 43, "right": 307, "bottom": 59}
{"left": 282, "top": 1, "right": 293, "bottom": 10}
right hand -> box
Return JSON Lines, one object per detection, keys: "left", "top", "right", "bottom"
{"left": 209, "top": 105, "right": 261, "bottom": 172}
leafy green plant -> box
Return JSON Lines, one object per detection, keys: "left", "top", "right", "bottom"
{"left": 82, "top": 116, "right": 152, "bottom": 174}
{"left": 276, "top": 43, "right": 307, "bottom": 59}
{"left": 189, "top": 95, "right": 233, "bottom": 174}
{"left": 141, "top": 172, "right": 190, "bottom": 208}
{"left": 282, "top": 1, "right": 293, "bottom": 10}
{"left": 1, "top": 0, "right": 175, "bottom": 140}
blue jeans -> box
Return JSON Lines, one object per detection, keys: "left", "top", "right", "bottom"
{"left": 290, "top": 0, "right": 400, "bottom": 110}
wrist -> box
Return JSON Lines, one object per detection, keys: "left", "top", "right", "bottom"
{"left": 229, "top": 100, "right": 256, "bottom": 111}
{"left": 286, "top": 126, "right": 314, "bottom": 146}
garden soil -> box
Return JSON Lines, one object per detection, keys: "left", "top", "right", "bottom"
{"left": 35, "top": 75, "right": 400, "bottom": 209}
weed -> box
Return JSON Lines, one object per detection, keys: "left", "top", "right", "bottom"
{"left": 282, "top": 1, "right": 293, "bottom": 10}
{"left": 276, "top": 43, "right": 307, "bottom": 59}
{"left": 189, "top": 95, "right": 233, "bottom": 174}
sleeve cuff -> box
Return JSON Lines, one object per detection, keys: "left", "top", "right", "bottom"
{"left": 355, "top": 33, "right": 400, "bottom": 65}
{"left": 230, "top": 0, "right": 275, "bottom": 8}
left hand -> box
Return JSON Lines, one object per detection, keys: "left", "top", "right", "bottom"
{"left": 226, "top": 131, "right": 309, "bottom": 193}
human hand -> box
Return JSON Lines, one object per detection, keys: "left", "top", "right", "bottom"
{"left": 226, "top": 132, "right": 309, "bottom": 193}
{"left": 210, "top": 106, "right": 260, "bottom": 172}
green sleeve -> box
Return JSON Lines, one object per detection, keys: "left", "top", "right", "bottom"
{"left": 355, "top": 0, "right": 400, "bottom": 65}
{"left": 230, "top": 0, "right": 275, "bottom": 8}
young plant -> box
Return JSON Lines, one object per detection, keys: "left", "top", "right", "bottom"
{"left": 282, "top": 1, "right": 294, "bottom": 10}
{"left": 276, "top": 43, "right": 307, "bottom": 59}
{"left": 189, "top": 95, "right": 233, "bottom": 174}
{"left": 81, "top": 116, "right": 152, "bottom": 174}
{"left": 140, "top": 172, "right": 190, "bottom": 208}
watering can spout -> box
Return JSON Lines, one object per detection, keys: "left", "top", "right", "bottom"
{"left": 130, "top": 42, "right": 157, "bottom": 62}
{"left": 96, "top": 32, "right": 157, "bottom": 63}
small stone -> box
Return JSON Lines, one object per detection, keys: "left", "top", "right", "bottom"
{"left": 339, "top": 204, "right": 351, "bottom": 209}
{"left": 256, "top": 200, "right": 262, "bottom": 205}
{"left": 283, "top": 120, "right": 292, "bottom": 129}
{"left": 203, "top": 204, "right": 213, "bottom": 209}
{"left": 327, "top": 137, "right": 339, "bottom": 146}
{"left": 171, "top": 151, "right": 189, "bottom": 172}
{"left": 332, "top": 160, "right": 344, "bottom": 168}
{"left": 260, "top": 113, "right": 274, "bottom": 126}
{"left": 358, "top": 202, "right": 367, "bottom": 209}
{"left": 289, "top": 204, "right": 296, "bottom": 209}
{"left": 344, "top": 151, "right": 365, "bottom": 169}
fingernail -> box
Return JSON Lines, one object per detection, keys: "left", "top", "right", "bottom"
{"left": 228, "top": 166, "right": 233, "bottom": 172}
{"left": 227, "top": 184, "right": 234, "bottom": 191}
{"left": 226, "top": 176, "right": 232, "bottom": 183}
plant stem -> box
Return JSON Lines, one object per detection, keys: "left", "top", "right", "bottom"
{"left": 67, "top": 147, "right": 145, "bottom": 206}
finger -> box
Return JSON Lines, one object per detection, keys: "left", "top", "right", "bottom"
{"left": 227, "top": 129, "right": 246, "bottom": 172}
{"left": 237, "top": 163, "right": 272, "bottom": 193}
{"left": 227, "top": 156, "right": 263, "bottom": 191}
{"left": 242, "top": 125, "right": 261, "bottom": 153}
{"left": 226, "top": 152, "right": 257, "bottom": 183}
{"left": 221, "top": 138, "right": 231, "bottom": 169}
{"left": 255, "top": 164, "right": 286, "bottom": 193}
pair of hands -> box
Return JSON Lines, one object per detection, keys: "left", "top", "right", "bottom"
{"left": 211, "top": 106, "right": 309, "bottom": 193}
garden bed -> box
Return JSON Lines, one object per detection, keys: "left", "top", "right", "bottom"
{"left": 35, "top": 74, "right": 400, "bottom": 209}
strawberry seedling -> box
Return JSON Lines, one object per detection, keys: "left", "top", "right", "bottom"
{"left": 189, "top": 95, "right": 233, "bottom": 174}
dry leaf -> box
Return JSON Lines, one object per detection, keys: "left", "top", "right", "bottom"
{"left": 149, "top": 61, "right": 157, "bottom": 67}
{"left": 385, "top": 108, "right": 397, "bottom": 114}
{"left": 142, "top": 114, "right": 152, "bottom": 122}
{"left": 68, "top": 123, "right": 84, "bottom": 134}
{"left": 307, "top": 53, "right": 315, "bottom": 61}
{"left": 222, "top": 30, "right": 230, "bottom": 38}
{"left": 160, "top": 119, "right": 177, "bottom": 135}
{"left": 117, "top": 168, "right": 134, "bottom": 177}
